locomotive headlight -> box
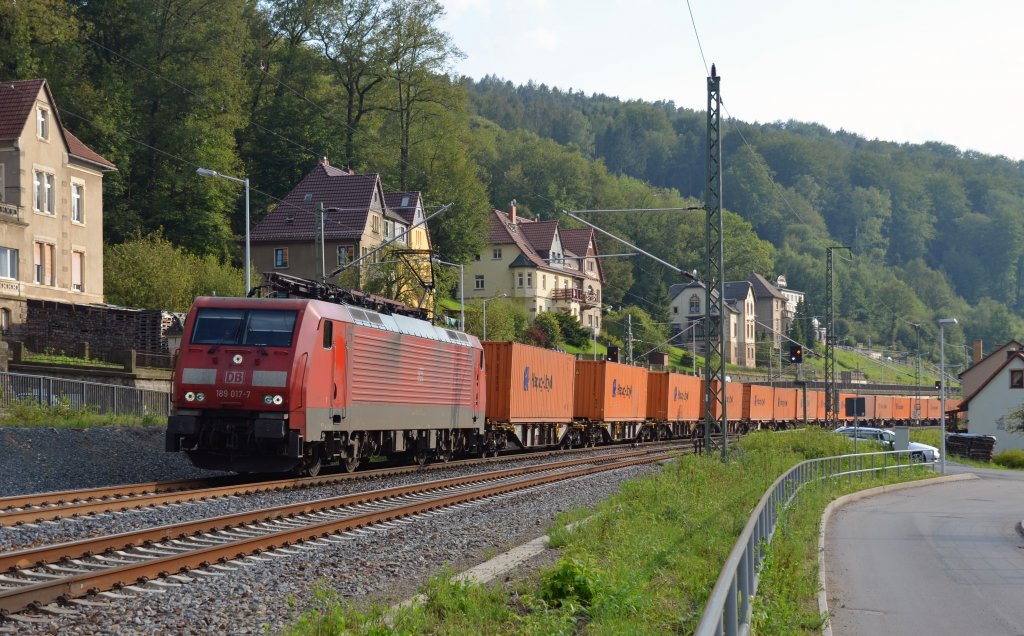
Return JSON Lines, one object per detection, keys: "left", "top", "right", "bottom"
{"left": 232, "top": 354, "right": 243, "bottom": 365}
{"left": 195, "top": 392, "right": 206, "bottom": 402}
{"left": 272, "top": 395, "right": 284, "bottom": 405}
{"left": 263, "top": 394, "right": 273, "bottom": 405}
{"left": 184, "top": 391, "right": 196, "bottom": 402}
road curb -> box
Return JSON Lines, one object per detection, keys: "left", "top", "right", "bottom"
{"left": 817, "top": 472, "right": 978, "bottom": 636}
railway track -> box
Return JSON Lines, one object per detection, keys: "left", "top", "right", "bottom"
{"left": 0, "top": 436, "right": 711, "bottom": 527}
{"left": 0, "top": 447, "right": 678, "bottom": 622}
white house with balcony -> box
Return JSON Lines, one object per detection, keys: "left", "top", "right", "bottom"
{"left": 463, "top": 202, "right": 604, "bottom": 335}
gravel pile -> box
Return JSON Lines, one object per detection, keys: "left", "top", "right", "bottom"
{"left": 7, "top": 462, "right": 665, "bottom": 635}
{"left": 0, "top": 426, "right": 220, "bottom": 497}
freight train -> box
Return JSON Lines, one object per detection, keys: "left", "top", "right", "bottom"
{"left": 166, "top": 278, "right": 957, "bottom": 475}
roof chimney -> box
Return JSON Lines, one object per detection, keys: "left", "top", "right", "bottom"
{"left": 973, "top": 339, "right": 983, "bottom": 363}
{"left": 509, "top": 199, "right": 517, "bottom": 225}
{"left": 321, "top": 156, "right": 329, "bottom": 166}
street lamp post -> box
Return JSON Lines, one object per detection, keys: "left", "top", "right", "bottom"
{"left": 432, "top": 258, "right": 464, "bottom": 330}
{"left": 197, "top": 168, "right": 250, "bottom": 295}
{"left": 482, "top": 293, "right": 507, "bottom": 341}
{"left": 938, "top": 317, "right": 957, "bottom": 475}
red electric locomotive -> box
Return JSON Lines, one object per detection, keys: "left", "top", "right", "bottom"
{"left": 166, "top": 295, "right": 486, "bottom": 475}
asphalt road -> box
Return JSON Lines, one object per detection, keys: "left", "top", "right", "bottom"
{"left": 825, "top": 464, "right": 1024, "bottom": 635}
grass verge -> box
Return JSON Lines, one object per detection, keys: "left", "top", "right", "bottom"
{"left": 0, "top": 399, "right": 165, "bottom": 428}
{"left": 281, "top": 429, "right": 935, "bottom": 634}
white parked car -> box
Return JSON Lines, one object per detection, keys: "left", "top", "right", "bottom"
{"left": 834, "top": 426, "right": 940, "bottom": 463}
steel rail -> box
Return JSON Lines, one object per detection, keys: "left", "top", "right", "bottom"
{"left": 0, "top": 451, "right": 676, "bottom": 615}
{"left": 0, "top": 438, "right": 702, "bottom": 526}
{"left": 0, "top": 449, "right": 662, "bottom": 572}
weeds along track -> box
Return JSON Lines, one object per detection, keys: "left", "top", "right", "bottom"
{"left": 0, "top": 448, "right": 680, "bottom": 622}
{"left": 0, "top": 437, "right": 709, "bottom": 527}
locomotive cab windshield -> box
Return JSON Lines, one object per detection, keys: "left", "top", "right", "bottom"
{"left": 191, "top": 308, "right": 298, "bottom": 348}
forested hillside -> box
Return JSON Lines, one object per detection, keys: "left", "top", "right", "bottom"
{"left": 467, "top": 77, "right": 1024, "bottom": 361}
{"left": 4, "top": 1, "right": 1021, "bottom": 365}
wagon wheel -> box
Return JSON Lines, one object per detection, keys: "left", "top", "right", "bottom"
{"left": 414, "top": 448, "right": 430, "bottom": 466}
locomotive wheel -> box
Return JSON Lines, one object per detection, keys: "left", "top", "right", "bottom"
{"left": 343, "top": 457, "right": 360, "bottom": 473}
{"left": 300, "top": 455, "right": 322, "bottom": 478}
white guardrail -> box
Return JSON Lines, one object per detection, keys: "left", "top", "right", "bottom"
{"left": 695, "top": 449, "right": 931, "bottom": 636}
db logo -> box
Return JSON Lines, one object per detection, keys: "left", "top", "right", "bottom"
{"left": 224, "top": 371, "right": 245, "bottom": 384}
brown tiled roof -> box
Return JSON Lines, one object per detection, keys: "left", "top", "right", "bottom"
{"left": 383, "top": 191, "right": 421, "bottom": 225}
{"left": 0, "top": 79, "right": 43, "bottom": 139}
{"left": 560, "top": 227, "right": 604, "bottom": 282}
{"left": 0, "top": 79, "right": 114, "bottom": 169}
{"left": 559, "top": 228, "right": 592, "bottom": 257}
{"left": 518, "top": 220, "right": 559, "bottom": 257}
{"left": 251, "top": 164, "right": 382, "bottom": 242}
{"left": 747, "top": 272, "right": 786, "bottom": 300}
{"left": 65, "top": 130, "right": 115, "bottom": 169}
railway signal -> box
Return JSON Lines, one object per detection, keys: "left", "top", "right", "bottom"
{"left": 789, "top": 344, "right": 803, "bottom": 364}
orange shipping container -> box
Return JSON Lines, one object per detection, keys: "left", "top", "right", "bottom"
{"left": 483, "top": 342, "right": 575, "bottom": 423}
{"left": 573, "top": 360, "right": 648, "bottom": 422}
{"left": 700, "top": 380, "right": 739, "bottom": 420}
{"left": 806, "top": 390, "right": 825, "bottom": 421}
{"left": 743, "top": 384, "right": 774, "bottom": 422}
{"left": 893, "top": 396, "right": 911, "bottom": 420}
{"left": 647, "top": 372, "right": 701, "bottom": 422}
{"left": 924, "top": 397, "right": 942, "bottom": 420}
{"left": 874, "top": 395, "right": 893, "bottom": 421}
{"left": 773, "top": 387, "right": 799, "bottom": 422}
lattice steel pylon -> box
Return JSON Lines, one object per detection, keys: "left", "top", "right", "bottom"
{"left": 824, "top": 246, "right": 850, "bottom": 427}
{"left": 703, "top": 65, "right": 728, "bottom": 457}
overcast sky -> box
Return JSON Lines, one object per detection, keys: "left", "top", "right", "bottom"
{"left": 439, "top": 0, "right": 1023, "bottom": 161}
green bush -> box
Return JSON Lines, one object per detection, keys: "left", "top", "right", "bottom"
{"left": 540, "top": 555, "right": 601, "bottom": 607}
{"left": 993, "top": 449, "right": 1024, "bottom": 469}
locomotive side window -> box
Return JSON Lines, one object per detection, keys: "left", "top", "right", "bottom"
{"left": 322, "top": 320, "right": 333, "bottom": 349}
{"left": 192, "top": 309, "right": 298, "bottom": 347}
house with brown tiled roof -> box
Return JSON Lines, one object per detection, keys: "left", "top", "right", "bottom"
{"left": 0, "top": 78, "right": 116, "bottom": 332}
{"left": 464, "top": 202, "right": 605, "bottom": 334}
{"left": 958, "top": 344, "right": 1024, "bottom": 451}
{"left": 250, "top": 160, "right": 422, "bottom": 292}
{"left": 747, "top": 272, "right": 787, "bottom": 347}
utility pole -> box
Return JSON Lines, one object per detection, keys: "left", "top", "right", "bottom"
{"left": 703, "top": 64, "right": 728, "bottom": 457}
{"left": 316, "top": 202, "right": 326, "bottom": 282}
{"left": 825, "top": 246, "right": 850, "bottom": 427}
{"left": 626, "top": 313, "right": 634, "bottom": 365}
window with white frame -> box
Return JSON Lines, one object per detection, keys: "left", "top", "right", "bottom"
{"left": 71, "top": 251, "right": 84, "bottom": 291}
{"left": 542, "top": 274, "right": 546, "bottom": 290}
{"left": 526, "top": 272, "right": 533, "bottom": 288}
{"left": 474, "top": 275, "right": 484, "bottom": 290}
{"left": 71, "top": 183, "right": 84, "bottom": 223}
{"left": 37, "top": 107, "right": 49, "bottom": 140}
{"left": 517, "top": 272, "right": 524, "bottom": 287}
{"left": 372, "top": 215, "right": 380, "bottom": 234}
{"left": 492, "top": 247, "right": 502, "bottom": 260}
{"left": 274, "top": 248, "right": 289, "bottom": 268}
{"left": 384, "top": 220, "right": 392, "bottom": 238}
{"left": 0, "top": 247, "right": 17, "bottom": 280}
{"left": 337, "top": 245, "right": 354, "bottom": 265}
{"left": 689, "top": 294, "right": 700, "bottom": 313}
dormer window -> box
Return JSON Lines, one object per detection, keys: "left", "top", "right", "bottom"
{"left": 37, "top": 107, "right": 49, "bottom": 140}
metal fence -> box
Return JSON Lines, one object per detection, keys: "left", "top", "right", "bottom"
{"left": 0, "top": 371, "right": 170, "bottom": 418}
{"left": 696, "top": 449, "right": 932, "bottom": 636}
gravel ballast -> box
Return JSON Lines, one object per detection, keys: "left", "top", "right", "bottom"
{"left": 0, "top": 425, "right": 670, "bottom": 635}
